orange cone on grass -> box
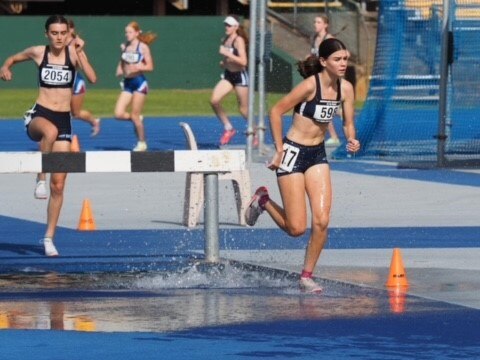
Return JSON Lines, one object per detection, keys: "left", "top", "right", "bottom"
{"left": 78, "top": 199, "right": 96, "bottom": 231}
{"left": 71, "top": 134, "right": 80, "bottom": 152}
{"left": 385, "top": 248, "right": 409, "bottom": 287}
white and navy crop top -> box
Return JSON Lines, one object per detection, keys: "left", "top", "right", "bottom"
{"left": 121, "top": 41, "right": 144, "bottom": 64}
{"left": 222, "top": 36, "right": 239, "bottom": 56}
{"left": 38, "top": 45, "right": 76, "bottom": 89}
{"left": 294, "top": 74, "right": 341, "bottom": 124}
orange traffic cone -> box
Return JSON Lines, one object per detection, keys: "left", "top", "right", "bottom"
{"left": 74, "top": 316, "right": 96, "bottom": 332}
{"left": 0, "top": 312, "right": 10, "bottom": 329}
{"left": 71, "top": 134, "right": 80, "bottom": 152}
{"left": 77, "top": 198, "right": 96, "bottom": 231}
{"left": 385, "top": 248, "right": 409, "bottom": 287}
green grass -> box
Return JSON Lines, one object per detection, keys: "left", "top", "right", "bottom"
{"left": 0, "top": 89, "right": 285, "bottom": 119}
{"left": 0, "top": 89, "right": 364, "bottom": 119}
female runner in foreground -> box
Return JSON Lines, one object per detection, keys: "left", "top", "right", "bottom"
{"left": 244, "top": 38, "right": 360, "bottom": 293}
{"left": 0, "top": 15, "right": 97, "bottom": 256}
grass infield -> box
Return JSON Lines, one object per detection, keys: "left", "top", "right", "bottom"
{"left": 0, "top": 89, "right": 285, "bottom": 119}
{"left": 0, "top": 89, "right": 363, "bottom": 119}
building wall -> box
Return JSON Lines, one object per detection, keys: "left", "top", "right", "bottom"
{"left": 0, "top": 15, "right": 295, "bottom": 92}
{"left": 0, "top": 16, "right": 226, "bottom": 89}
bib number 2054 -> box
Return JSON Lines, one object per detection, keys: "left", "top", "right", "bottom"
{"left": 41, "top": 68, "right": 72, "bottom": 85}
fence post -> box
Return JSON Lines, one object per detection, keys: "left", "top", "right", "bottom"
{"left": 437, "top": 0, "right": 452, "bottom": 167}
{"left": 204, "top": 173, "right": 219, "bottom": 262}
{"left": 247, "top": 0, "right": 258, "bottom": 166}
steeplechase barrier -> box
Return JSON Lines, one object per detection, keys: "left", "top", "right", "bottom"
{"left": 0, "top": 150, "right": 247, "bottom": 263}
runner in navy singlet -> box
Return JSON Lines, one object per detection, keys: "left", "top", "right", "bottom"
{"left": 310, "top": 14, "right": 342, "bottom": 146}
{"left": 114, "top": 21, "right": 156, "bottom": 152}
{"left": 210, "top": 15, "right": 250, "bottom": 146}
{"left": 244, "top": 39, "right": 360, "bottom": 293}
{"left": 67, "top": 19, "right": 101, "bottom": 137}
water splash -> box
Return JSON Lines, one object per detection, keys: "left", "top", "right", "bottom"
{"left": 134, "top": 261, "right": 297, "bottom": 290}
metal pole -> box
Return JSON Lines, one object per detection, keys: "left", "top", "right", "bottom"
{"left": 246, "top": 0, "right": 258, "bottom": 166}
{"left": 204, "top": 173, "right": 219, "bottom": 262}
{"left": 437, "top": 0, "right": 450, "bottom": 167}
{"left": 293, "top": 0, "right": 298, "bottom": 28}
{"left": 258, "top": 0, "right": 266, "bottom": 152}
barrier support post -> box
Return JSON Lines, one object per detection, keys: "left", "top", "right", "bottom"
{"left": 204, "top": 173, "right": 219, "bottom": 262}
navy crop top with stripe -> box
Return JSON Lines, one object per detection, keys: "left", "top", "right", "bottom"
{"left": 38, "top": 45, "right": 76, "bottom": 89}
{"left": 294, "top": 74, "right": 341, "bottom": 124}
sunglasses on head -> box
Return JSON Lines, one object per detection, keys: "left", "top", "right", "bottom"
{"left": 225, "top": 23, "right": 232, "bottom": 27}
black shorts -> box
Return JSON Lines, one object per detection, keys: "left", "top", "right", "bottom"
{"left": 276, "top": 137, "right": 328, "bottom": 177}
{"left": 24, "top": 103, "right": 72, "bottom": 142}
{"left": 222, "top": 69, "right": 249, "bottom": 87}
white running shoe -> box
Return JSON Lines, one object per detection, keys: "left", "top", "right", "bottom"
{"left": 43, "top": 238, "right": 59, "bottom": 257}
{"left": 23, "top": 108, "right": 36, "bottom": 127}
{"left": 133, "top": 141, "right": 148, "bottom": 151}
{"left": 91, "top": 118, "right": 101, "bottom": 137}
{"left": 245, "top": 186, "right": 269, "bottom": 226}
{"left": 34, "top": 180, "right": 47, "bottom": 200}
{"left": 299, "top": 277, "right": 323, "bottom": 294}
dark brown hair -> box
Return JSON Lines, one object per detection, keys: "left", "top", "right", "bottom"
{"left": 297, "top": 55, "right": 322, "bottom": 78}
{"left": 67, "top": 19, "right": 76, "bottom": 37}
{"left": 318, "top": 38, "right": 347, "bottom": 60}
{"left": 44, "top": 15, "right": 68, "bottom": 32}
{"left": 297, "top": 38, "right": 348, "bottom": 78}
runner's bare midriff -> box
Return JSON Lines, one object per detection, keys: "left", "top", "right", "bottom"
{"left": 37, "top": 88, "right": 72, "bottom": 112}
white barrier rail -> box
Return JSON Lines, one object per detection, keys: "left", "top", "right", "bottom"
{"left": 0, "top": 150, "right": 245, "bottom": 174}
{"left": 0, "top": 150, "right": 247, "bottom": 262}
